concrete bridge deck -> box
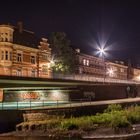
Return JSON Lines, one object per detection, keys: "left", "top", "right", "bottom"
{"left": 0, "top": 75, "right": 139, "bottom": 90}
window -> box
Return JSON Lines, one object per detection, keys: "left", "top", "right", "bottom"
{"left": 31, "top": 70, "right": 36, "bottom": 77}
{"left": 42, "top": 54, "right": 49, "bottom": 60}
{"left": 17, "top": 69, "right": 22, "bottom": 76}
{"left": 83, "top": 59, "right": 89, "bottom": 66}
{"left": 1, "top": 51, "right": 4, "bottom": 60}
{"left": 5, "top": 51, "right": 8, "bottom": 60}
{"left": 31, "top": 55, "right": 36, "bottom": 64}
{"left": 17, "top": 53, "right": 22, "bottom": 62}
{"left": 87, "top": 60, "right": 89, "bottom": 66}
{"left": 10, "top": 52, "right": 12, "bottom": 61}
{"left": 120, "top": 68, "right": 125, "bottom": 73}
{"left": 5, "top": 38, "right": 8, "bottom": 42}
{"left": 42, "top": 65, "right": 48, "bottom": 74}
{"left": 83, "top": 59, "right": 86, "bottom": 65}
{"left": 112, "top": 66, "right": 117, "bottom": 71}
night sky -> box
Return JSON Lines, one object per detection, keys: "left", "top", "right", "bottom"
{"left": 1, "top": 0, "right": 140, "bottom": 66}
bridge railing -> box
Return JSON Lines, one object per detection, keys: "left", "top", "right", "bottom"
{"left": 0, "top": 97, "right": 138, "bottom": 110}
{"left": 0, "top": 100, "right": 85, "bottom": 110}
{"left": 53, "top": 73, "right": 139, "bottom": 84}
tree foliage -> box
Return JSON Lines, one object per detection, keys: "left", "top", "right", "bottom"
{"left": 49, "top": 32, "right": 75, "bottom": 73}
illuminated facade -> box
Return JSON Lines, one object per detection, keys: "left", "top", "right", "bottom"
{"left": 75, "top": 50, "right": 129, "bottom": 80}
{"left": 0, "top": 23, "right": 52, "bottom": 78}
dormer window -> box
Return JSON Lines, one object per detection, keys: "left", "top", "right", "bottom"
{"left": 0, "top": 26, "right": 14, "bottom": 42}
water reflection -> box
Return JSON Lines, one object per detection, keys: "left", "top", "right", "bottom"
{"left": 0, "top": 135, "right": 140, "bottom": 140}
{"left": 0, "top": 137, "right": 82, "bottom": 140}
{"left": 0, "top": 137, "right": 81, "bottom": 140}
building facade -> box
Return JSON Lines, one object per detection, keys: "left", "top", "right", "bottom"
{"left": 75, "top": 49, "right": 133, "bottom": 80}
{"left": 0, "top": 23, "right": 52, "bottom": 78}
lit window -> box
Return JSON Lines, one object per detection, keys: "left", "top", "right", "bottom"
{"left": 42, "top": 65, "right": 48, "bottom": 74}
{"left": 83, "top": 59, "right": 86, "bottom": 65}
{"left": 120, "top": 68, "right": 124, "bottom": 73}
{"left": 31, "top": 55, "right": 36, "bottom": 64}
{"left": 42, "top": 54, "right": 49, "bottom": 60}
{"left": 5, "top": 51, "right": 8, "bottom": 60}
{"left": 87, "top": 60, "right": 89, "bottom": 66}
{"left": 112, "top": 66, "right": 117, "bottom": 71}
{"left": 17, "top": 53, "right": 22, "bottom": 62}
{"left": 17, "top": 69, "right": 22, "bottom": 76}
{"left": 1, "top": 51, "right": 4, "bottom": 60}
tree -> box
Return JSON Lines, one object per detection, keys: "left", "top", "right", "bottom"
{"left": 49, "top": 32, "right": 75, "bottom": 74}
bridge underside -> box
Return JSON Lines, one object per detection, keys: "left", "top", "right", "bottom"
{"left": 0, "top": 76, "right": 139, "bottom": 109}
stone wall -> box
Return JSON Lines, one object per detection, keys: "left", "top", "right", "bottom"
{"left": 70, "top": 84, "right": 139, "bottom": 101}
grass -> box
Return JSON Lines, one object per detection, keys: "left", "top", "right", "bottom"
{"left": 16, "top": 104, "right": 140, "bottom": 132}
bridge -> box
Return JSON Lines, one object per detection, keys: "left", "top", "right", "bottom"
{"left": 0, "top": 74, "right": 139, "bottom": 110}
{"left": 0, "top": 74, "right": 139, "bottom": 88}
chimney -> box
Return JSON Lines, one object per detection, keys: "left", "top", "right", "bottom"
{"left": 75, "top": 48, "right": 80, "bottom": 53}
{"left": 17, "top": 21, "right": 23, "bottom": 33}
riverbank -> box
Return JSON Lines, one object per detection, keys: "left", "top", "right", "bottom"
{"left": 2, "top": 104, "right": 140, "bottom": 139}
{"left": 1, "top": 125, "right": 140, "bottom": 139}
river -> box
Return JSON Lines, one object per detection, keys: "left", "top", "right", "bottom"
{"left": 0, "top": 135, "right": 140, "bottom": 140}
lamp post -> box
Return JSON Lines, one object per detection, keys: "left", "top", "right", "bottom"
{"left": 98, "top": 47, "right": 106, "bottom": 83}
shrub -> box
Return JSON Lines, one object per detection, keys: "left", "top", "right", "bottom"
{"left": 125, "top": 106, "right": 140, "bottom": 124}
{"left": 110, "top": 111, "right": 131, "bottom": 129}
{"left": 46, "top": 119, "right": 60, "bottom": 129}
{"left": 90, "top": 113, "right": 112, "bottom": 125}
{"left": 104, "top": 104, "right": 122, "bottom": 113}
{"left": 61, "top": 120, "right": 79, "bottom": 130}
{"left": 75, "top": 116, "right": 94, "bottom": 130}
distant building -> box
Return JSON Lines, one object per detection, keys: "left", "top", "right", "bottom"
{"left": 106, "top": 62, "right": 128, "bottom": 80}
{"left": 0, "top": 22, "right": 52, "bottom": 78}
{"left": 75, "top": 49, "right": 130, "bottom": 80}
{"left": 75, "top": 52, "right": 105, "bottom": 77}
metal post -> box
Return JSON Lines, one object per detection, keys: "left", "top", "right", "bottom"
{"left": 30, "top": 100, "right": 31, "bottom": 109}
{"left": 103, "top": 55, "right": 106, "bottom": 84}
{"left": 2, "top": 102, "right": 3, "bottom": 110}
{"left": 57, "top": 100, "right": 58, "bottom": 108}
{"left": 42, "top": 100, "right": 44, "bottom": 107}
{"left": 17, "top": 101, "right": 18, "bottom": 109}
{"left": 70, "top": 99, "right": 71, "bottom": 108}
{"left": 90, "top": 97, "right": 91, "bottom": 105}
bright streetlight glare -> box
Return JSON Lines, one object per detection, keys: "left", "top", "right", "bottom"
{"left": 107, "top": 68, "right": 114, "bottom": 77}
{"left": 96, "top": 45, "right": 107, "bottom": 58}
{"left": 98, "top": 47, "right": 105, "bottom": 56}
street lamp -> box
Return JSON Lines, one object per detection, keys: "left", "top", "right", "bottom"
{"left": 97, "top": 46, "right": 106, "bottom": 83}
{"left": 98, "top": 47, "right": 105, "bottom": 57}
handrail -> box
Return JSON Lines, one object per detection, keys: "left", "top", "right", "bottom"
{"left": 0, "top": 97, "right": 139, "bottom": 110}
{"left": 53, "top": 74, "right": 140, "bottom": 84}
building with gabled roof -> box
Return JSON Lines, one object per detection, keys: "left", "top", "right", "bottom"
{"left": 0, "top": 22, "right": 52, "bottom": 78}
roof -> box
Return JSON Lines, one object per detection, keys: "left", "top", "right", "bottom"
{"left": 13, "top": 27, "right": 40, "bottom": 49}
